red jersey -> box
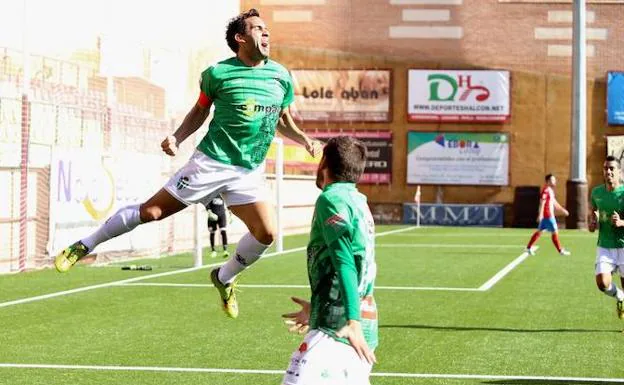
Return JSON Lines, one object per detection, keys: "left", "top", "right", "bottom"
{"left": 540, "top": 185, "right": 555, "bottom": 219}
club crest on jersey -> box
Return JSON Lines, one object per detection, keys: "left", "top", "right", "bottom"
{"left": 176, "top": 176, "right": 190, "bottom": 190}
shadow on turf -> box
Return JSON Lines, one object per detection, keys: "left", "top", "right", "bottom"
{"left": 380, "top": 324, "right": 621, "bottom": 334}
{"left": 484, "top": 380, "right": 622, "bottom": 385}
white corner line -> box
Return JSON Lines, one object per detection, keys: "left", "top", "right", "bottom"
{"left": 0, "top": 227, "right": 417, "bottom": 310}
{"left": 0, "top": 363, "right": 623, "bottom": 383}
{"left": 0, "top": 262, "right": 223, "bottom": 310}
{"left": 0, "top": 248, "right": 301, "bottom": 310}
{"left": 478, "top": 247, "right": 537, "bottom": 291}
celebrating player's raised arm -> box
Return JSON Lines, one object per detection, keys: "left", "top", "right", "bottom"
{"left": 161, "top": 94, "right": 212, "bottom": 156}
{"left": 277, "top": 108, "right": 323, "bottom": 158}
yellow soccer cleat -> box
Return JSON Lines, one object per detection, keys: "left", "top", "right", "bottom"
{"left": 222, "top": 250, "right": 230, "bottom": 259}
{"left": 54, "top": 241, "right": 89, "bottom": 273}
{"left": 617, "top": 300, "right": 624, "bottom": 320}
{"left": 210, "top": 268, "right": 239, "bottom": 319}
{"left": 210, "top": 250, "right": 218, "bottom": 258}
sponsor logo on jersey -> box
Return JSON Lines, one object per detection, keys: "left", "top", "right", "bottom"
{"left": 236, "top": 98, "right": 280, "bottom": 118}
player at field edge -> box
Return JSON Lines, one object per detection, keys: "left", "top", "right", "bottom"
{"left": 589, "top": 155, "right": 624, "bottom": 320}
{"left": 53, "top": 9, "right": 323, "bottom": 319}
{"left": 205, "top": 195, "right": 230, "bottom": 259}
{"left": 281, "top": 136, "right": 377, "bottom": 385}
{"left": 524, "top": 173, "right": 571, "bottom": 256}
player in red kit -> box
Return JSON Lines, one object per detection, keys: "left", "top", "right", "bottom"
{"left": 525, "top": 174, "right": 571, "bottom": 256}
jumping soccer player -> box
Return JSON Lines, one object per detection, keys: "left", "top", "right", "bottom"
{"left": 54, "top": 9, "right": 323, "bottom": 319}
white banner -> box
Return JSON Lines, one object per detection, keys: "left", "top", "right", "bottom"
{"left": 407, "top": 132, "right": 509, "bottom": 185}
{"left": 290, "top": 69, "right": 391, "bottom": 122}
{"left": 607, "top": 135, "right": 624, "bottom": 162}
{"left": 408, "top": 70, "right": 510, "bottom": 123}
{"left": 49, "top": 149, "right": 165, "bottom": 256}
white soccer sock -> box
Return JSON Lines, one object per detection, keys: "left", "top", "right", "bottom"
{"left": 604, "top": 283, "right": 624, "bottom": 301}
{"left": 80, "top": 204, "right": 142, "bottom": 252}
{"left": 218, "top": 232, "right": 270, "bottom": 284}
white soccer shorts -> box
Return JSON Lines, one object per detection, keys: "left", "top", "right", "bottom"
{"left": 282, "top": 330, "right": 372, "bottom": 385}
{"left": 164, "top": 150, "right": 270, "bottom": 207}
{"left": 595, "top": 247, "right": 624, "bottom": 275}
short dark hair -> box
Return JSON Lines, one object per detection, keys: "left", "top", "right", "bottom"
{"left": 545, "top": 173, "right": 554, "bottom": 182}
{"left": 322, "top": 136, "right": 367, "bottom": 183}
{"left": 226, "top": 9, "right": 260, "bottom": 53}
{"left": 606, "top": 155, "right": 618, "bottom": 163}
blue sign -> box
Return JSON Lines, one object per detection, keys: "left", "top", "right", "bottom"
{"left": 607, "top": 72, "right": 624, "bottom": 125}
{"left": 403, "top": 203, "right": 504, "bottom": 227}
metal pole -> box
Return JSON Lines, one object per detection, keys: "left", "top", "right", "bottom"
{"left": 570, "top": 0, "right": 586, "bottom": 182}
{"left": 18, "top": 0, "right": 30, "bottom": 271}
{"left": 566, "top": 0, "right": 588, "bottom": 229}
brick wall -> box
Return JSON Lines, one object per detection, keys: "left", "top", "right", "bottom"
{"left": 242, "top": 0, "right": 624, "bottom": 79}
{"left": 268, "top": 45, "right": 613, "bottom": 215}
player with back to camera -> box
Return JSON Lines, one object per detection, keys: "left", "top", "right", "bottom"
{"left": 54, "top": 8, "right": 323, "bottom": 319}
{"left": 281, "top": 136, "right": 377, "bottom": 385}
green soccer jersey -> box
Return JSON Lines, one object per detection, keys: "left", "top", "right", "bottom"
{"left": 591, "top": 184, "right": 624, "bottom": 248}
{"left": 307, "top": 182, "right": 378, "bottom": 350}
{"left": 197, "top": 57, "right": 294, "bottom": 170}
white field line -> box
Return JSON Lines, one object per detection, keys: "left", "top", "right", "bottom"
{"left": 478, "top": 247, "right": 537, "bottom": 291}
{"left": 119, "top": 233, "right": 530, "bottom": 293}
{"left": 117, "top": 282, "right": 481, "bottom": 292}
{"left": 0, "top": 227, "right": 417, "bottom": 310}
{"left": 0, "top": 261, "right": 227, "bottom": 310}
{"left": 376, "top": 243, "right": 523, "bottom": 249}
{"left": 0, "top": 363, "right": 623, "bottom": 383}
{"left": 390, "top": 232, "right": 594, "bottom": 238}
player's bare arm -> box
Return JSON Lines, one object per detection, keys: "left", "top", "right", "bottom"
{"left": 161, "top": 100, "right": 212, "bottom": 156}
{"left": 611, "top": 211, "right": 624, "bottom": 227}
{"left": 329, "top": 232, "right": 377, "bottom": 365}
{"left": 537, "top": 199, "right": 546, "bottom": 222}
{"left": 554, "top": 200, "right": 569, "bottom": 216}
{"left": 588, "top": 205, "right": 598, "bottom": 232}
{"left": 282, "top": 296, "right": 311, "bottom": 335}
{"left": 277, "top": 108, "right": 323, "bottom": 157}
{"left": 336, "top": 320, "right": 377, "bottom": 365}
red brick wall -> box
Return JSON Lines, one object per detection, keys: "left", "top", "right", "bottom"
{"left": 237, "top": 1, "right": 622, "bottom": 220}
{"left": 267, "top": 45, "right": 614, "bottom": 216}
{"left": 242, "top": 0, "right": 624, "bottom": 79}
